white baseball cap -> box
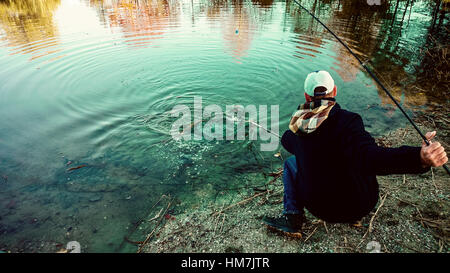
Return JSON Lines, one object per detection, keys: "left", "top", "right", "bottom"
{"left": 304, "top": 70, "right": 335, "bottom": 97}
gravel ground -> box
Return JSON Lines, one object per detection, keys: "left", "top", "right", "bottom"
{"left": 140, "top": 114, "right": 449, "bottom": 253}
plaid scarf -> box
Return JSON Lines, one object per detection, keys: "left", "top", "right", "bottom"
{"left": 289, "top": 99, "right": 336, "bottom": 134}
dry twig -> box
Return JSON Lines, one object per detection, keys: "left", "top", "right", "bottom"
{"left": 137, "top": 196, "right": 173, "bottom": 253}
{"left": 304, "top": 227, "right": 318, "bottom": 242}
{"left": 212, "top": 189, "right": 281, "bottom": 217}
{"left": 366, "top": 193, "right": 388, "bottom": 236}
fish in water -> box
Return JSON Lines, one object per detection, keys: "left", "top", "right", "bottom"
{"left": 67, "top": 164, "right": 87, "bottom": 172}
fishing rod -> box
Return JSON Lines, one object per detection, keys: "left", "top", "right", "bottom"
{"left": 291, "top": 0, "right": 450, "bottom": 176}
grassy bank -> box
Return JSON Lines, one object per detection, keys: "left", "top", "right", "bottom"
{"left": 139, "top": 109, "right": 449, "bottom": 253}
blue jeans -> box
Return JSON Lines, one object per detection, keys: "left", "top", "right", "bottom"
{"left": 283, "top": 156, "right": 304, "bottom": 215}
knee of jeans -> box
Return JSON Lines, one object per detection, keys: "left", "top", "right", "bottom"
{"left": 284, "top": 156, "right": 296, "bottom": 169}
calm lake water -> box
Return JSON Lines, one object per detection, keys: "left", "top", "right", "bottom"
{"left": 0, "top": 0, "right": 448, "bottom": 252}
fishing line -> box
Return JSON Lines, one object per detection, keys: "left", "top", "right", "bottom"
{"left": 291, "top": 0, "right": 449, "bottom": 175}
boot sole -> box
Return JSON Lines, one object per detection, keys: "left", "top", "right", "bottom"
{"left": 264, "top": 223, "right": 303, "bottom": 239}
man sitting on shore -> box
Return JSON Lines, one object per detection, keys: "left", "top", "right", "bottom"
{"left": 262, "top": 70, "right": 448, "bottom": 237}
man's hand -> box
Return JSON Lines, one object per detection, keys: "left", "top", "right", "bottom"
{"left": 420, "top": 131, "right": 448, "bottom": 168}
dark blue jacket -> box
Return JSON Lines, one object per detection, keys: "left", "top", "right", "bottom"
{"left": 281, "top": 103, "right": 428, "bottom": 222}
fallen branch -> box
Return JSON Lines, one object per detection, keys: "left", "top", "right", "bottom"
{"left": 323, "top": 221, "right": 329, "bottom": 234}
{"left": 212, "top": 189, "right": 281, "bottom": 217}
{"left": 304, "top": 227, "right": 318, "bottom": 242}
{"left": 266, "top": 170, "right": 283, "bottom": 185}
{"left": 121, "top": 195, "right": 167, "bottom": 248}
{"left": 431, "top": 168, "right": 438, "bottom": 190}
{"left": 213, "top": 205, "right": 225, "bottom": 233}
{"left": 413, "top": 217, "right": 450, "bottom": 242}
{"left": 267, "top": 169, "right": 283, "bottom": 177}
{"left": 148, "top": 207, "right": 165, "bottom": 222}
{"left": 137, "top": 196, "right": 173, "bottom": 253}
{"left": 363, "top": 193, "right": 388, "bottom": 238}
{"left": 219, "top": 213, "right": 226, "bottom": 233}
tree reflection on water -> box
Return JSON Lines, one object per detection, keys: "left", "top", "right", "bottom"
{"left": 0, "top": 0, "right": 447, "bottom": 106}
{"left": 0, "top": 0, "right": 61, "bottom": 60}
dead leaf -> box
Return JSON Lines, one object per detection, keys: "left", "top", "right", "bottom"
{"left": 56, "top": 248, "right": 68, "bottom": 253}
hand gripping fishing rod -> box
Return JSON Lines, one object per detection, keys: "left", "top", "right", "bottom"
{"left": 291, "top": 0, "right": 450, "bottom": 175}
